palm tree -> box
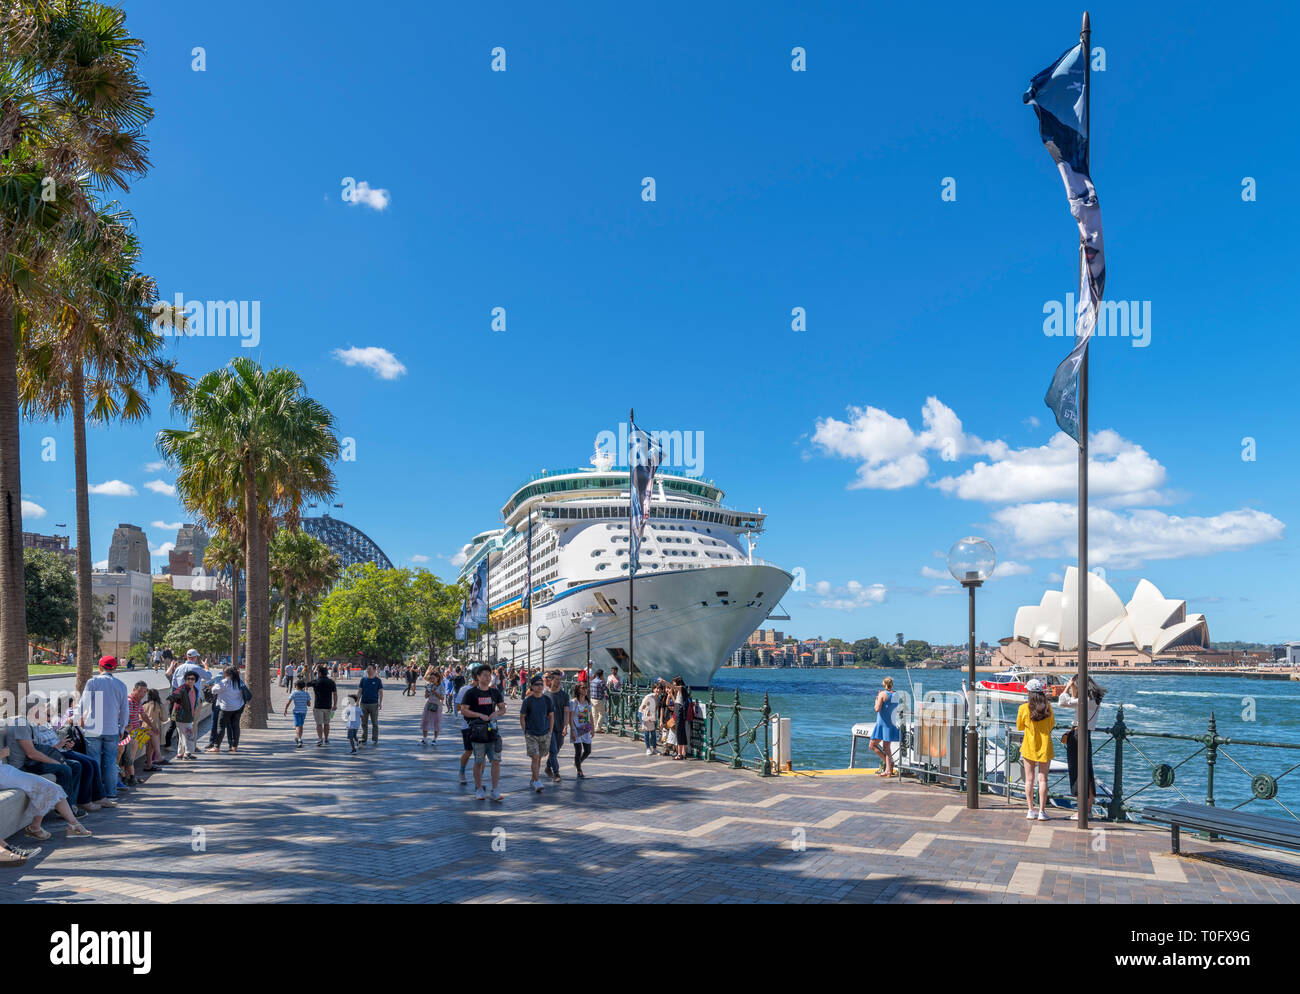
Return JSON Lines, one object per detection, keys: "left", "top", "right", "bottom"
{"left": 157, "top": 358, "right": 338, "bottom": 727}
{"left": 270, "top": 529, "right": 338, "bottom": 674}
{"left": 203, "top": 526, "right": 244, "bottom": 670}
{"left": 18, "top": 211, "right": 187, "bottom": 691}
{"left": 0, "top": 2, "right": 153, "bottom": 701}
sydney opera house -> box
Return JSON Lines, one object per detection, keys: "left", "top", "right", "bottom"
{"left": 996, "top": 567, "right": 1213, "bottom": 668}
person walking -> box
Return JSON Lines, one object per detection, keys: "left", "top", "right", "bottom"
{"left": 358, "top": 664, "right": 383, "bottom": 745}
{"left": 441, "top": 668, "right": 457, "bottom": 715}
{"left": 283, "top": 679, "right": 312, "bottom": 748}
{"left": 421, "top": 669, "right": 444, "bottom": 745}
{"left": 342, "top": 694, "right": 362, "bottom": 753}
{"left": 405, "top": 665, "right": 418, "bottom": 698}
{"left": 1017, "top": 679, "right": 1056, "bottom": 821}
{"left": 460, "top": 664, "right": 506, "bottom": 801}
{"left": 454, "top": 678, "right": 474, "bottom": 783}
{"left": 78, "top": 656, "right": 130, "bottom": 796}
{"left": 590, "top": 669, "right": 608, "bottom": 733}
{"left": 1059, "top": 675, "right": 1106, "bottom": 820}
{"left": 543, "top": 671, "right": 571, "bottom": 784}
{"left": 519, "top": 675, "right": 554, "bottom": 792}
{"left": 868, "top": 676, "right": 900, "bottom": 777}
{"left": 166, "top": 670, "right": 203, "bottom": 760}
{"left": 206, "top": 666, "right": 248, "bottom": 753}
{"left": 638, "top": 684, "right": 660, "bottom": 756}
{"left": 671, "top": 677, "right": 693, "bottom": 760}
{"left": 309, "top": 665, "right": 338, "bottom": 747}
{"left": 570, "top": 679, "right": 593, "bottom": 778}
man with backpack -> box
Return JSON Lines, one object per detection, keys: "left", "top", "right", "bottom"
{"left": 459, "top": 664, "right": 505, "bottom": 801}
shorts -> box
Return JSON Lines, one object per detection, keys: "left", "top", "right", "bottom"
{"left": 471, "top": 734, "right": 502, "bottom": 764}
{"left": 313, "top": 708, "right": 332, "bottom": 729}
{"left": 525, "top": 733, "right": 550, "bottom": 758}
{"left": 461, "top": 729, "right": 472, "bottom": 751}
{"left": 293, "top": 711, "right": 307, "bottom": 728}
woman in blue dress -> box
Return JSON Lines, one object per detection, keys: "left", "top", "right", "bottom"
{"left": 869, "top": 676, "right": 899, "bottom": 777}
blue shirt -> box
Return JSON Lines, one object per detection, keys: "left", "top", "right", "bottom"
{"left": 79, "top": 672, "right": 130, "bottom": 737}
{"left": 359, "top": 676, "right": 383, "bottom": 704}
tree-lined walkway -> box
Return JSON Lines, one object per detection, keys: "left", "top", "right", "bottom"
{"left": 5, "top": 678, "right": 1300, "bottom": 903}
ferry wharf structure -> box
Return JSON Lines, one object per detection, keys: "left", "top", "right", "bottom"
{"left": 4, "top": 681, "right": 1298, "bottom": 904}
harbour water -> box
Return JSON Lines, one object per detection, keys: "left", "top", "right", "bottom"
{"left": 711, "top": 667, "right": 1300, "bottom": 812}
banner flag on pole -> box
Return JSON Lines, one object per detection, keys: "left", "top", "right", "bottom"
{"left": 521, "top": 513, "right": 533, "bottom": 612}
{"left": 1025, "top": 42, "right": 1105, "bottom": 443}
{"left": 628, "top": 421, "right": 663, "bottom": 575}
{"left": 454, "top": 603, "right": 466, "bottom": 643}
{"left": 468, "top": 558, "right": 488, "bottom": 626}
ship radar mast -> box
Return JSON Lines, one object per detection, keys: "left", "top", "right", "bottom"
{"left": 592, "top": 438, "right": 615, "bottom": 472}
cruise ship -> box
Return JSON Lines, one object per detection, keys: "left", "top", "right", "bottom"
{"left": 456, "top": 445, "right": 792, "bottom": 687}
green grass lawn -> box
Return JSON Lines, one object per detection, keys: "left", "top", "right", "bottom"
{"left": 28, "top": 662, "right": 76, "bottom": 675}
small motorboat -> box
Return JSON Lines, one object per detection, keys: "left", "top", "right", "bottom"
{"left": 977, "top": 665, "right": 1068, "bottom": 702}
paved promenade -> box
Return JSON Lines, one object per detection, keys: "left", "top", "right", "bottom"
{"left": 4, "top": 678, "right": 1299, "bottom": 903}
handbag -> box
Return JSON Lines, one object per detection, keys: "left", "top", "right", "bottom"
{"left": 468, "top": 718, "right": 493, "bottom": 744}
{"left": 240, "top": 682, "right": 253, "bottom": 704}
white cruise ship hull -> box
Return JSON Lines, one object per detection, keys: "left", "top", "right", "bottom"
{"left": 489, "top": 563, "right": 792, "bottom": 688}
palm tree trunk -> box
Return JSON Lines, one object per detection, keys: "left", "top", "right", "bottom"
{"left": 0, "top": 290, "right": 30, "bottom": 703}
{"left": 71, "top": 363, "right": 94, "bottom": 692}
{"left": 241, "top": 471, "right": 268, "bottom": 728}
{"left": 303, "top": 611, "right": 312, "bottom": 670}
{"left": 229, "top": 566, "right": 240, "bottom": 671}
{"left": 280, "top": 602, "right": 289, "bottom": 671}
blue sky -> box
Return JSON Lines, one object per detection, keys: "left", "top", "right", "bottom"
{"left": 17, "top": 1, "right": 1299, "bottom": 644}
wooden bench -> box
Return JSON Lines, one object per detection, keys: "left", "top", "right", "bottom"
{"left": 1141, "top": 802, "right": 1300, "bottom": 855}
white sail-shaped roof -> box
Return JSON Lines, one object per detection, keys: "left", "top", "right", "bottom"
{"left": 1012, "top": 573, "right": 1209, "bottom": 653}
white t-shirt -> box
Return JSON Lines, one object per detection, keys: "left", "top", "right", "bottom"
{"left": 455, "top": 684, "right": 473, "bottom": 730}
{"left": 342, "top": 704, "right": 361, "bottom": 730}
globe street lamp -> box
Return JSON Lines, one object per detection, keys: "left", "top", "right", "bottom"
{"left": 581, "top": 613, "right": 597, "bottom": 679}
{"left": 537, "top": 624, "right": 551, "bottom": 673}
{"left": 948, "top": 536, "right": 996, "bottom": 810}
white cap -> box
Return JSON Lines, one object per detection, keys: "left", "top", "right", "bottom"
{"left": 186, "top": 648, "right": 199, "bottom": 659}
{"left": 1025, "top": 678, "right": 1044, "bottom": 693}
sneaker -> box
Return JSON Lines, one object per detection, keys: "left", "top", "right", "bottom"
{"left": 645, "top": 749, "right": 654, "bottom": 756}
{"left": 317, "top": 739, "right": 323, "bottom": 747}
{"left": 459, "top": 769, "right": 468, "bottom": 784}
{"left": 490, "top": 789, "right": 503, "bottom": 802}
{"left": 552, "top": 773, "right": 561, "bottom": 784}
{"left": 98, "top": 799, "right": 118, "bottom": 809}
{"left": 533, "top": 780, "right": 543, "bottom": 792}
{"left": 1025, "top": 810, "right": 1035, "bottom": 820}
{"left": 296, "top": 741, "right": 303, "bottom": 749}
{"left": 475, "top": 787, "right": 487, "bottom": 800}
{"left": 1037, "top": 811, "right": 1049, "bottom": 821}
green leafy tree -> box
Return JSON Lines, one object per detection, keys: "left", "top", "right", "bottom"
{"left": 151, "top": 583, "right": 197, "bottom": 651}
{"left": 903, "top": 639, "right": 932, "bottom": 663}
{"left": 313, "top": 564, "right": 414, "bottom": 664}
{"left": 269, "top": 528, "right": 339, "bottom": 672}
{"left": 165, "top": 600, "right": 234, "bottom": 660}
{"left": 408, "top": 570, "right": 465, "bottom": 666}
{"left": 24, "top": 547, "right": 76, "bottom": 647}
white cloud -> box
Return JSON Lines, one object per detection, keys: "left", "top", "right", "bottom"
{"left": 812, "top": 579, "right": 888, "bottom": 611}
{"left": 22, "top": 500, "right": 46, "bottom": 519}
{"left": 93, "top": 559, "right": 107, "bottom": 570}
{"left": 332, "top": 346, "right": 406, "bottom": 380}
{"left": 88, "top": 480, "right": 137, "bottom": 497}
{"left": 927, "top": 584, "right": 962, "bottom": 597}
{"left": 991, "top": 560, "right": 1032, "bottom": 579}
{"left": 812, "top": 397, "right": 1005, "bottom": 491}
{"left": 920, "top": 565, "right": 948, "bottom": 580}
{"left": 151, "top": 520, "right": 184, "bottom": 531}
{"left": 991, "top": 503, "right": 1285, "bottom": 569}
{"left": 347, "top": 181, "right": 390, "bottom": 211}
{"left": 410, "top": 554, "right": 430, "bottom": 563}
{"left": 144, "top": 480, "right": 176, "bottom": 497}
{"left": 144, "top": 461, "right": 165, "bottom": 472}
{"left": 445, "top": 544, "right": 472, "bottom": 568}
{"left": 150, "top": 541, "right": 175, "bottom": 558}
{"left": 933, "top": 430, "right": 1167, "bottom": 505}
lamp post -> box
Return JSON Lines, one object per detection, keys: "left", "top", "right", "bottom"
{"left": 537, "top": 625, "right": 551, "bottom": 673}
{"left": 581, "top": 613, "right": 597, "bottom": 680}
{"left": 947, "top": 536, "right": 996, "bottom": 810}
{"left": 508, "top": 633, "right": 518, "bottom": 671}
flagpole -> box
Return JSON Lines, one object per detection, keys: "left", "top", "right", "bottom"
{"left": 1076, "top": 8, "right": 1092, "bottom": 833}
{"left": 628, "top": 407, "right": 635, "bottom": 682}
{"left": 526, "top": 511, "right": 533, "bottom": 674}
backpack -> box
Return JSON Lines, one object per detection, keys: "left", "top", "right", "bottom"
{"left": 240, "top": 682, "right": 253, "bottom": 704}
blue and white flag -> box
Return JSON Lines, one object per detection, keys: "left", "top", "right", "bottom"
{"left": 1025, "top": 42, "right": 1105, "bottom": 443}
{"left": 628, "top": 421, "right": 663, "bottom": 576}
{"left": 468, "top": 558, "right": 488, "bottom": 626}
{"left": 521, "top": 513, "right": 533, "bottom": 612}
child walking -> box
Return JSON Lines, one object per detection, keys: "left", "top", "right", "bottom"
{"left": 342, "top": 694, "right": 362, "bottom": 753}
{"left": 283, "top": 679, "right": 311, "bottom": 748}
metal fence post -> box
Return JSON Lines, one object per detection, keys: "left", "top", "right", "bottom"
{"left": 1205, "top": 711, "right": 1218, "bottom": 809}
{"left": 761, "top": 691, "right": 772, "bottom": 777}
{"left": 732, "top": 688, "right": 742, "bottom": 769}
{"left": 1108, "top": 703, "right": 1126, "bottom": 822}
{"left": 705, "top": 688, "right": 716, "bottom": 763}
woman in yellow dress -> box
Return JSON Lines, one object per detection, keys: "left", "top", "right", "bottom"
{"left": 1016, "top": 680, "right": 1055, "bottom": 821}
